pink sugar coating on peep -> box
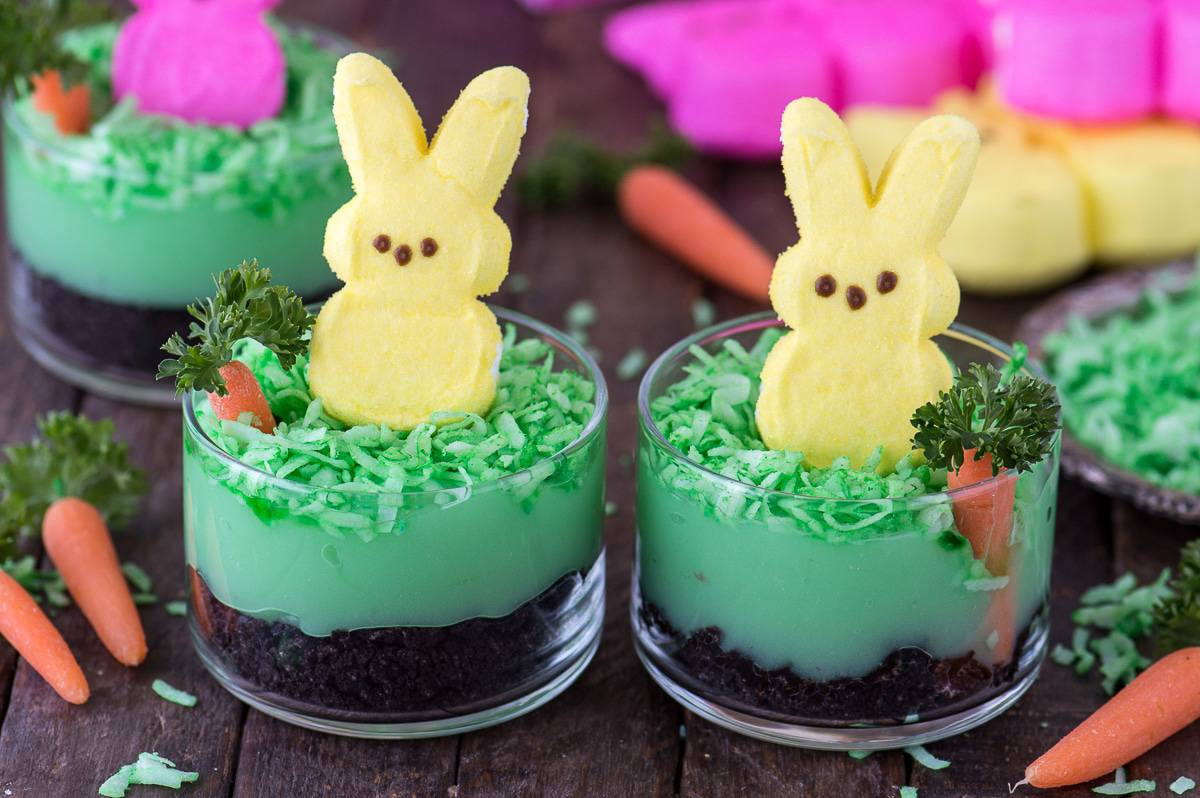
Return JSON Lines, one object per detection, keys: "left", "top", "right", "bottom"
{"left": 113, "top": 0, "right": 286, "bottom": 129}
{"left": 605, "top": 0, "right": 987, "bottom": 158}
{"left": 995, "top": 0, "right": 1157, "bottom": 122}
{"left": 823, "top": 0, "right": 973, "bottom": 108}
{"left": 1162, "top": 0, "right": 1200, "bottom": 122}
{"left": 669, "top": 5, "right": 834, "bottom": 156}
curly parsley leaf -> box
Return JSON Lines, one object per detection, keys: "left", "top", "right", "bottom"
{"left": 911, "top": 360, "right": 1060, "bottom": 474}
{"left": 0, "top": 412, "right": 147, "bottom": 552}
{"left": 158, "top": 260, "right": 313, "bottom": 396}
{"left": 1155, "top": 539, "right": 1200, "bottom": 656}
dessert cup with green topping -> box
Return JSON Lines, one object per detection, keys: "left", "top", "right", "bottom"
{"left": 633, "top": 314, "right": 1060, "bottom": 749}
{"left": 183, "top": 307, "right": 607, "bottom": 738}
{"left": 2, "top": 22, "right": 352, "bottom": 405}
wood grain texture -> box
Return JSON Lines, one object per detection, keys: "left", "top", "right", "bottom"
{"left": 0, "top": 1, "right": 1196, "bottom": 796}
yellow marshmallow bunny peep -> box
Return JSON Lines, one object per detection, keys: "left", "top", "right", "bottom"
{"left": 308, "top": 54, "right": 529, "bottom": 428}
{"left": 755, "top": 98, "right": 979, "bottom": 471}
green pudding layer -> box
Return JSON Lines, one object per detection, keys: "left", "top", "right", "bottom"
{"left": 2, "top": 23, "right": 350, "bottom": 306}
{"left": 637, "top": 328, "right": 1059, "bottom": 679}
{"left": 184, "top": 330, "right": 605, "bottom": 635}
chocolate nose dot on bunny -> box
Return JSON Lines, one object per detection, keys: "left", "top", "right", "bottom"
{"left": 420, "top": 237, "right": 438, "bottom": 257}
{"left": 814, "top": 274, "right": 837, "bottom": 297}
{"left": 394, "top": 245, "right": 413, "bottom": 266}
{"left": 876, "top": 270, "right": 898, "bottom": 294}
{"left": 372, "top": 234, "right": 391, "bottom": 253}
{"left": 846, "top": 285, "right": 867, "bottom": 310}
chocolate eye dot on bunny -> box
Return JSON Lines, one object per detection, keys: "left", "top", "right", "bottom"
{"left": 755, "top": 97, "right": 980, "bottom": 471}
{"left": 306, "top": 53, "right": 531, "bottom": 430}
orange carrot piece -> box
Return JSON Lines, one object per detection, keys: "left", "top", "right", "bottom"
{"left": 617, "top": 165, "right": 773, "bottom": 303}
{"left": 31, "top": 70, "right": 91, "bottom": 136}
{"left": 948, "top": 449, "right": 1019, "bottom": 662}
{"left": 0, "top": 569, "right": 89, "bottom": 704}
{"left": 207, "top": 361, "right": 276, "bottom": 433}
{"left": 1025, "top": 647, "right": 1200, "bottom": 788}
{"left": 43, "top": 497, "right": 147, "bottom": 667}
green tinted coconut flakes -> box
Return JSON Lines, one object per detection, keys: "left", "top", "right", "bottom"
{"left": 8, "top": 23, "right": 346, "bottom": 222}
{"left": 645, "top": 329, "right": 954, "bottom": 541}
{"left": 1172, "top": 777, "right": 1197, "bottom": 795}
{"left": 194, "top": 328, "right": 596, "bottom": 538}
{"left": 152, "top": 679, "right": 197, "bottom": 708}
{"left": 1044, "top": 271, "right": 1200, "bottom": 495}
{"left": 99, "top": 753, "right": 198, "bottom": 797}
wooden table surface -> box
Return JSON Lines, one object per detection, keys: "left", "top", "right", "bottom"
{"left": 1, "top": 2, "right": 1198, "bottom": 796}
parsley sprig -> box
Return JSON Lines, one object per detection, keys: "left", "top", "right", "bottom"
{"left": 0, "top": 412, "right": 147, "bottom": 558}
{"left": 1155, "top": 539, "right": 1200, "bottom": 655}
{"left": 911, "top": 359, "right": 1060, "bottom": 474}
{"left": 158, "top": 261, "right": 314, "bottom": 396}
{"left": 0, "top": 0, "right": 111, "bottom": 98}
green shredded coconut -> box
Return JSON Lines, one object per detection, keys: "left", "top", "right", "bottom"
{"left": 1, "top": 556, "right": 69, "bottom": 607}
{"left": 645, "top": 329, "right": 957, "bottom": 543}
{"left": 905, "top": 745, "right": 950, "bottom": 771}
{"left": 164, "top": 601, "right": 187, "bottom": 617}
{"left": 1093, "top": 779, "right": 1156, "bottom": 795}
{"left": 1044, "top": 270, "right": 1200, "bottom": 496}
{"left": 151, "top": 679, "right": 197, "bottom": 708}
{"left": 1053, "top": 571, "right": 1172, "bottom": 693}
{"left": 899, "top": 788, "right": 918, "bottom": 798}
{"left": 132, "top": 593, "right": 157, "bottom": 606}
{"left": 604, "top": 500, "right": 617, "bottom": 517}
{"left": 194, "top": 327, "right": 597, "bottom": 538}
{"left": 565, "top": 300, "right": 597, "bottom": 346}
{"left": 616, "top": 347, "right": 647, "bottom": 381}
{"left": 1171, "top": 776, "right": 1197, "bottom": 794}
{"left": 691, "top": 298, "right": 716, "bottom": 330}
{"left": 121, "top": 562, "right": 152, "bottom": 594}
{"left": 847, "top": 749, "right": 872, "bottom": 760}
{"left": 98, "top": 753, "right": 198, "bottom": 797}
{"left": 8, "top": 22, "right": 348, "bottom": 222}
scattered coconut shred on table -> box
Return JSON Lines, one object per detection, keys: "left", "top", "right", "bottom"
{"left": 98, "top": 753, "right": 198, "bottom": 798}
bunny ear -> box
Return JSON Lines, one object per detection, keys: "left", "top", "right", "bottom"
{"left": 872, "top": 114, "right": 980, "bottom": 246}
{"left": 430, "top": 66, "right": 530, "bottom": 208}
{"left": 332, "top": 53, "right": 427, "bottom": 192}
{"left": 780, "top": 98, "right": 872, "bottom": 237}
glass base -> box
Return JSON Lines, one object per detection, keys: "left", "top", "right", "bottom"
{"left": 192, "top": 556, "right": 606, "bottom": 739}
{"left": 631, "top": 589, "right": 1047, "bottom": 750}
{"left": 8, "top": 250, "right": 180, "bottom": 407}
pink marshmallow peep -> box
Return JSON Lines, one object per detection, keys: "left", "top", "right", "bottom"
{"left": 1163, "top": 0, "right": 1200, "bottom": 122}
{"left": 995, "top": 0, "right": 1157, "bottom": 122}
{"left": 113, "top": 0, "right": 286, "bottom": 129}
{"left": 605, "top": 0, "right": 987, "bottom": 158}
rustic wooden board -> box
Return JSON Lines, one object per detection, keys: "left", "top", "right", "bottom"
{"left": 0, "top": 1, "right": 1196, "bottom": 796}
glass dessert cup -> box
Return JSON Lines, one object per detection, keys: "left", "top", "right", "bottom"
{"left": 2, "top": 24, "right": 352, "bottom": 406}
{"left": 632, "top": 314, "right": 1061, "bottom": 750}
{"left": 182, "top": 308, "right": 608, "bottom": 738}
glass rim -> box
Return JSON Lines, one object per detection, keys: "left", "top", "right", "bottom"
{"left": 1, "top": 19, "right": 353, "bottom": 177}
{"left": 182, "top": 303, "right": 609, "bottom": 500}
{"left": 636, "top": 312, "right": 1059, "bottom": 506}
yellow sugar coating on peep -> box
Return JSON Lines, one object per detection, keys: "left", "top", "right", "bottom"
{"left": 847, "top": 101, "right": 1088, "bottom": 295}
{"left": 308, "top": 53, "right": 529, "bottom": 429}
{"left": 1044, "top": 121, "right": 1200, "bottom": 264}
{"left": 756, "top": 98, "right": 979, "bottom": 471}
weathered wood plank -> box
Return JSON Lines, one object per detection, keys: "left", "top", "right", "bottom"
{"left": 0, "top": 399, "right": 243, "bottom": 796}
{"left": 233, "top": 711, "right": 457, "bottom": 798}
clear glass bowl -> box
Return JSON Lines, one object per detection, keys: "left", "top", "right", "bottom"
{"left": 183, "top": 308, "right": 608, "bottom": 738}
{"left": 632, "top": 314, "right": 1061, "bottom": 749}
{"left": 2, "top": 23, "right": 352, "bottom": 406}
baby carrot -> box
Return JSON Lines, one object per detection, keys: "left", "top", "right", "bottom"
{"left": 43, "top": 497, "right": 147, "bottom": 667}
{"left": 617, "top": 165, "right": 773, "bottom": 303}
{"left": 1024, "top": 647, "right": 1200, "bottom": 788}
{"left": 207, "top": 361, "right": 276, "bottom": 433}
{"left": 30, "top": 70, "right": 91, "bottom": 136}
{"left": 949, "top": 449, "right": 1019, "bottom": 662}
{"left": 0, "top": 569, "right": 89, "bottom": 704}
